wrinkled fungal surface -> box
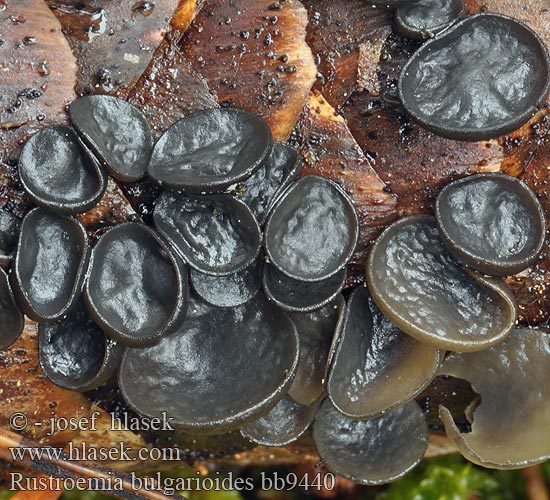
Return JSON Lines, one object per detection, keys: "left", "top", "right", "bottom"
{"left": 39, "top": 302, "right": 121, "bottom": 392}
{"left": 263, "top": 263, "right": 346, "bottom": 312}
{"left": 118, "top": 294, "right": 299, "bottom": 433}
{"left": 328, "top": 286, "right": 442, "bottom": 419}
{"left": 439, "top": 328, "right": 550, "bottom": 468}
{"left": 69, "top": 96, "right": 153, "bottom": 182}
{"left": 287, "top": 296, "right": 345, "bottom": 406}
{"left": 399, "top": 14, "right": 550, "bottom": 140}
{"left": 240, "top": 395, "right": 318, "bottom": 447}
{"left": 238, "top": 141, "right": 301, "bottom": 225}
{"left": 436, "top": 173, "right": 546, "bottom": 276}
{"left": 313, "top": 399, "right": 428, "bottom": 485}
{"left": 0, "top": 209, "right": 21, "bottom": 269}
{"left": 85, "top": 222, "right": 187, "bottom": 347}
{"left": 190, "top": 257, "right": 262, "bottom": 308}
{"left": 154, "top": 191, "right": 261, "bottom": 276}
{"left": 395, "top": 0, "right": 465, "bottom": 40}
{"left": 12, "top": 208, "right": 89, "bottom": 322}
{"left": 18, "top": 126, "right": 106, "bottom": 215}
{"left": 366, "top": 215, "right": 517, "bottom": 351}
{"left": 265, "top": 176, "right": 358, "bottom": 282}
{"left": 0, "top": 268, "right": 24, "bottom": 351}
{"left": 148, "top": 108, "right": 271, "bottom": 191}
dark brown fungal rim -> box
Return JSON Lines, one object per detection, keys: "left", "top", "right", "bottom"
{"left": 148, "top": 108, "right": 272, "bottom": 192}
{"left": 394, "top": 0, "right": 465, "bottom": 40}
{"left": 436, "top": 173, "right": 546, "bottom": 276}
{"left": 11, "top": 208, "right": 90, "bottom": 322}
{"left": 264, "top": 175, "right": 359, "bottom": 283}
{"left": 0, "top": 209, "right": 21, "bottom": 270}
{"left": 398, "top": 13, "right": 550, "bottom": 141}
{"left": 366, "top": 214, "right": 518, "bottom": 352}
{"left": 84, "top": 222, "right": 188, "bottom": 347}
{"left": 0, "top": 267, "right": 24, "bottom": 351}
{"left": 18, "top": 126, "right": 107, "bottom": 215}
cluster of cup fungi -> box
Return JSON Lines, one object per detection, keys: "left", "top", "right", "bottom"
{"left": 0, "top": 0, "right": 550, "bottom": 486}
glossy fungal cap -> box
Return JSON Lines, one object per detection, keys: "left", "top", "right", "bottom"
{"left": 190, "top": 257, "right": 262, "bottom": 308}
{"left": 436, "top": 173, "right": 546, "bottom": 276}
{"left": 154, "top": 191, "right": 261, "bottom": 276}
{"left": 262, "top": 263, "right": 346, "bottom": 313}
{"left": 240, "top": 394, "right": 318, "bottom": 447}
{"left": 366, "top": 215, "right": 517, "bottom": 352}
{"left": 238, "top": 141, "right": 302, "bottom": 225}
{"left": 148, "top": 108, "right": 272, "bottom": 191}
{"left": 39, "top": 302, "right": 121, "bottom": 392}
{"left": 84, "top": 222, "right": 187, "bottom": 347}
{"left": 264, "top": 176, "right": 359, "bottom": 282}
{"left": 0, "top": 267, "right": 24, "bottom": 351}
{"left": 118, "top": 294, "right": 299, "bottom": 434}
{"left": 0, "top": 209, "right": 21, "bottom": 269}
{"left": 18, "top": 126, "right": 106, "bottom": 215}
{"left": 11, "top": 208, "right": 89, "bottom": 322}
{"left": 69, "top": 96, "right": 153, "bottom": 182}
{"left": 287, "top": 296, "right": 345, "bottom": 406}
{"left": 328, "top": 286, "right": 442, "bottom": 419}
{"left": 399, "top": 13, "right": 550, "bottom": 141}
{"left": 439, "top": 328, "right": 550, "bottom": 469}
{"left": 394, "top": 0, "right": 464, "bottom": 40}
{"left": 313, "top": 399, "right": 428, "bottom": 485}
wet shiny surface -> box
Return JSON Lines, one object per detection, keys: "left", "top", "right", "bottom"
{"left": 0, "top": 268, "right": 24, "bottom": 351}
{"left": 0, "top": 209, "right": 20, "bottom": 268}
{"left": 395, "top": 0, "right": 464, "bottom": 39}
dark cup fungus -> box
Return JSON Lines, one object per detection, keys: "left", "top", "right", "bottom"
{"left": 264, "top": 175, "right": 359, "bottom": 282}
{"left": 84, "top": 222, "right": 187, "bottom": 347}
{"left": 439, "top": 328, "right": 550, "bottom": 469}
{"left": 399, "top": 13, "right": 550, "bottom": 140}
{"left": 240, "top": 395, "right": 318, "bottom": 447}
{"left": 394, "top": 0, "right": 465, "bottom": 40}
{"left": 154, "top": 191, "right": 261, "bottom": 276}
{"left": 118, "top": 294, "right": 299, "bottom": 434}
{"left": 313, "top": 399, "right": 428, "bottom": 485}
{"left": 287, "top": 296, "right": 346, "bottom": 406}
{"left": 0, "top": 267, "right": 24, "bottom": 351}
{"left": 148, "top": 108, "right": 272, "bottom": 192}
{"left": 0, "top": 209, "right": 21, "bottom": 269}
{"left": 262, "top": 263, "right": 347, "bottom": 313}
{"left": 436, "top": 173, "right": 546, "bottom": 276}
{"left": 328, "top": 285, "right": 442, "bottom": 419}
{"left": 366, "top": 215, "right": 517, "bottom": 351}
{"left": 38, "top": 302, "right": 122, "bottom": 392}
{"left": 18, "top": 126, "right": 106, "bottom": 215}
{"left": 69, "top": 96, "right": 153, "bottom": 182}
{"left": 11, "top": 208, "right": 89, "bottom": 322}
{"left": 237, "top": 141, "right": 302, "bottom": 226}
{"left": 189, "top": 256, "right": 262, "bottom": 308}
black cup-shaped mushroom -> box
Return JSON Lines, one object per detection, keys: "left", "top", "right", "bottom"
{"left": 237, "top": 141, "right": 302, "bottom": 226}
{"left": 313, "top": 399, "right": 428, "bottom": 485}
{"left": 18, "top": 126, "right": 106, "bottom": 215}
{"left": 287, "top": 296, "right": 346, "bottom": 406}
{"left": 328, "top": 286, "right": 442, "bottom": 419}
{"left": 148, "top": 108, "right": 271, "bottom": 192}
{"left": 399, "top": 13, "right": 550, "bottom": 140}
{"left": 394, "top": 0, "right": 465, "bottom": 40}
{"left": 84, "top": 222, "right": 187, "bottom": 347}
{"left": 439, "top": 328, "right": 550, "bottom": 469}
{"left": 240, "top": 395, "right": 318, "bottom": 447}
{"left": 118, "top": 294, "right": 299, "bottom": 434}
{"left": 265, "top": 176, "right": 358, "bottom": 282}
{"left": 0, "top": 267, "right": 24, "bottom": 351}
{"left": 11, "top": 208, "right": 89, "bottom": 322}
{"left": 154, "top": 191, "right": 261, "bottom": 276}
{"left": 366, "top": 215, "right": 517, "bottom": 351}
{"left": 0, "top": 208, "right": 21, "bottom": 269}
{"left": 39, "top": 302, "right": 121, "bottom": 392}
{"left": 435, "top": 173, "right": 546, "bottom": 276}
{"left": 262, "top": 263, "right": 346, "bottom": 312}
{"left": 69, "top": 96, "right": 153, "bottom": 182}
